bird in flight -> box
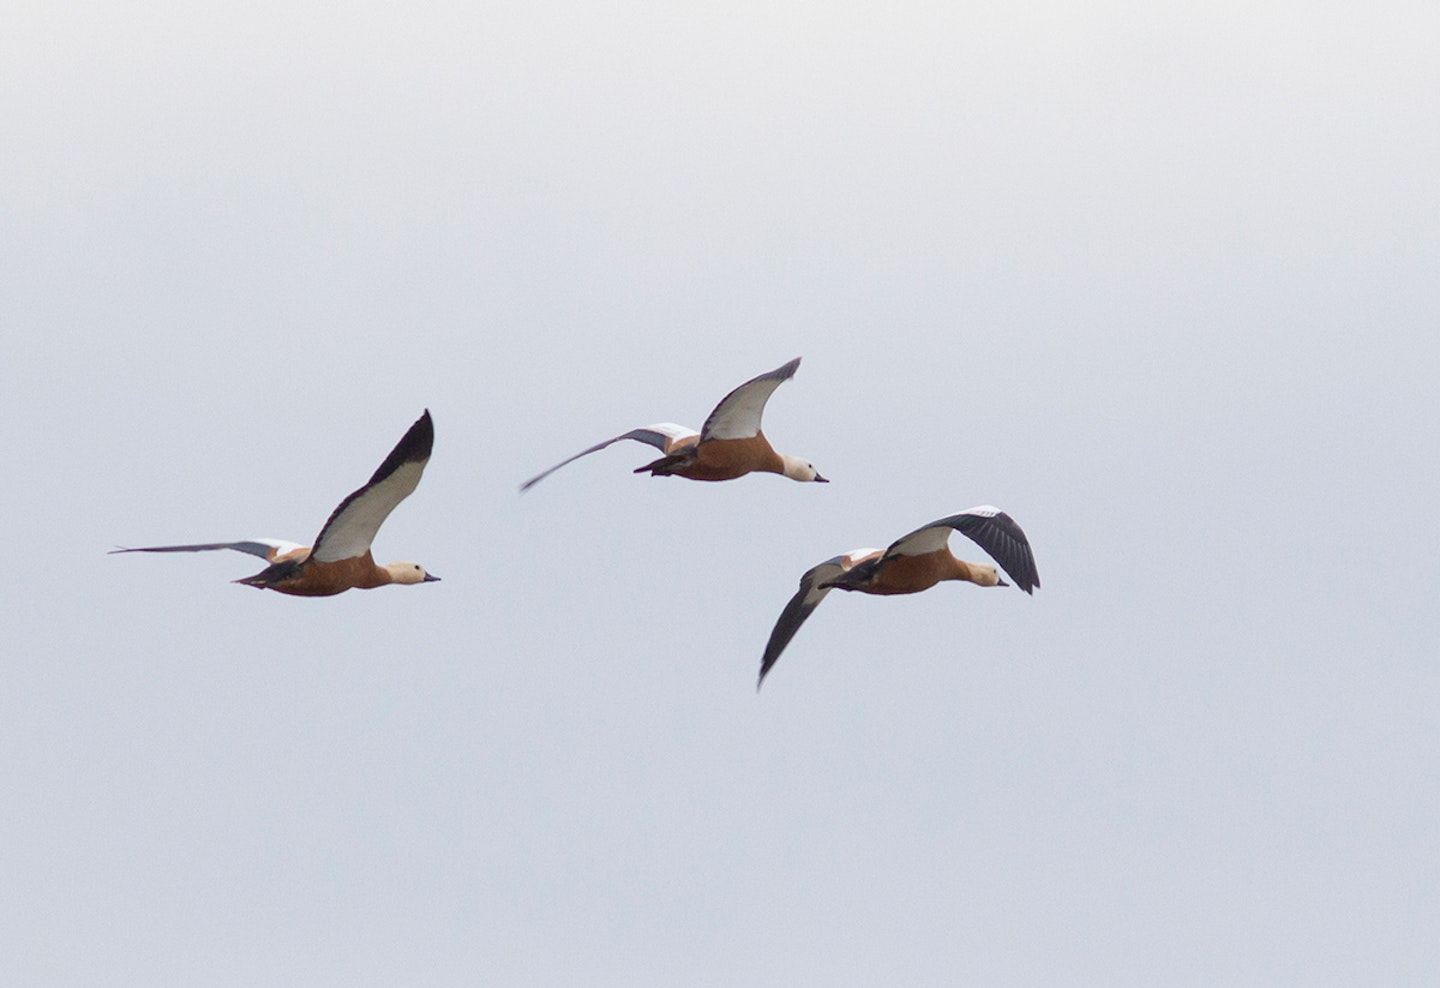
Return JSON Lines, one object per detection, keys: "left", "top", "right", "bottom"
{"left": 520, "top": 357, "right": 827, "bottom": 490}
{"left": 112, "top": 410, "right": 440, "bottom": 596}
{"left": 758, "top": 506, "right": 1039, "bottom": 687}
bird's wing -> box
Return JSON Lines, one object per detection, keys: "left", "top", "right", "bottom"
{"left": 700, "top": 357, "right": 801, "bottom": 441}
{"left": 109, "top": 538, "right": 304, "bottom": 561}
{"left": 519, "top": 423, "right": 698, "bottom": 491}
{"left": 885, "top": 505, "right": 1040, "bottom": 593}
{"left": 311, "top": 410, "right": 434, "bottom": 563}
{"left": 758, "top": 548, "right": 880, "bottom": 688}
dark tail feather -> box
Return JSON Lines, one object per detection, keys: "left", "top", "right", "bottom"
{"left": 234, "top": 557, "right": 303, "bottom": 589}
{"left": 817, "top": 558, "right": 879, "bottom": 592}
{"left": 634, "top": 452, "right": 692, "bottom": 476}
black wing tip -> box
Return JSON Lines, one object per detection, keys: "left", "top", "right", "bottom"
{"left": 746, "top": 357, "right": 802, "bottom": 388}
{"left": 755, "top": 626, "right": 789, "bottom": 693}
{"left": 1004, "top": 559, "right": 1040, "bottom": 596}
{"left": 519, "top": 459, "right": 566, "bottom": 491}
{"left": 402, "top": 409, "right": 435, "bottom": 463}
{"left": 385, "top": 409, "right": 435, "bottom": 468}
{"left": 757, "top": 638, "right": 787, "bottom": 686}
{"left": 757, "top": 655, "right": 780, "bottom": 691}
{"left": 364, "top": 410, "right": 435, "bottom": 487}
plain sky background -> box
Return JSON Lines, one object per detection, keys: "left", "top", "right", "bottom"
{"left": 4, "top": 2, "right": 1438, "bottom": 984}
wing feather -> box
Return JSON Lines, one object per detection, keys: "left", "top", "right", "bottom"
{"left": 700, "top": 357, "right": 801, "bottom": 441}
{"left": 519, "top": 423, "right": 697, "bottom": 491}
{"left": 886, "top": 505, "right": 1040, "bottom": 594}
{"left": 311, "top": 410, "right": 434, "bottom": 563}
{"left": 759, "top": 556, "right": 846, "bottom": 688}
{"left": 109, "top": 539, "right": 303, "bottom": 560}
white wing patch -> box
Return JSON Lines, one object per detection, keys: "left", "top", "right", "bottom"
{"left": 311, "top": 458, "right": 426, "bottom": 563}
{"left": 701, "top": 358, "right": 800, "bottom": 441}
{"left": 254, "top": 538, "right": 307, "bottom": 558}
{"left": 886, "top": 526, "right": 952, "bottom": 557}
{"left": 645, "top": 422, "right": 702, "bottom": 450}
{"left": 703, "top": 382, "right": 785, "bottom": 439}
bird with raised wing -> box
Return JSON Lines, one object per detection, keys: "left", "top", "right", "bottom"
{"left": 758, "top": 506, "right": 1039, "bottom": 687}
{"left": 112, "top": 411, "right": 440, "bottom": 596}
{"left": 520, "top": 357, "right": 827, "bottom": 490}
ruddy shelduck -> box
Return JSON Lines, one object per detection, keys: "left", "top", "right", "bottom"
{"left": 520, "top": 357, "right": 827, "bottom": 490}
{"left": 113, "top": 410, "right": 440, "bottom": 596}
{"left": 758, "top": 506, "right": 1040, "bottom": 687}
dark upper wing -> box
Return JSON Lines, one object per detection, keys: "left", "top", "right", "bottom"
{"left": 754, "top": 553, "right": 887, "bottom": 694}
{"left": 311, "top": 410, "right": 434, "bottom": 563}
{"left": 758, "top": 554, "right": 849, "bottom": 689}
{"left": 700, "top": 357, "right": 801, "bottom": 442}
{"left": 887, "top": 505, "right": 1040, "bottom": 594}
{"left": 109, "top": 539, "right": 301, "bottom": 560}
{"left": 519, "top": 423, "right": 698, "bottom": 491}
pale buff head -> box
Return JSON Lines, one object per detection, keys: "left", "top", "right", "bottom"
{"left": 969, "top": 562, "right": 1007, "bottom": 588}
{"left": 780, "top": 454, "right": 829, "bottom": 483}
{"left": 383, "top": 561, "right": 441, "bottom": 585}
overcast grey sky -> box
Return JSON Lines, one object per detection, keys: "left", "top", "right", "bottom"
{"left": 4, "top": 1, "right": 1439, "bottom": 984}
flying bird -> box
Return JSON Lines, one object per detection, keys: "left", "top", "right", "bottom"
{"left": 758, "top": 506, "right": 1039, "bottom": 687}
{"left": 112, "top": 410, "right": 440, "bottom": 596}
{"left": 520, "top": 357, "right": 827, "bottom": 490}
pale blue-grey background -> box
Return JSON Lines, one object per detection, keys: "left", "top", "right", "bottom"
{"left": 3, "top": 2, "right": 1438, "bottom": 984}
